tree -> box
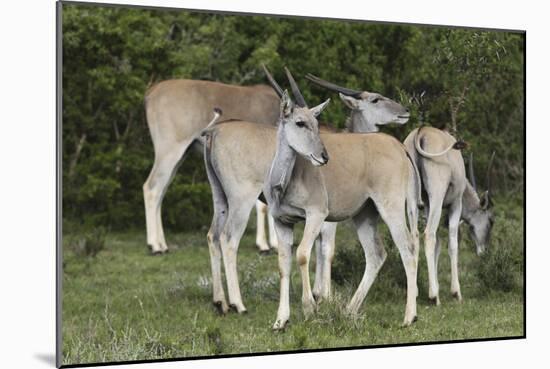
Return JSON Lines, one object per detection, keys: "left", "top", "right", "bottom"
{"left": 61, "top": 3, "right": 524, "bottom": 230}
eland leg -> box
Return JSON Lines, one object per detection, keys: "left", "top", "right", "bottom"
{"left": 255, "top": 201, "right": 271, "bottom": 252}
{"left": 312, "top": 237, "right": 323, "bottom": 300}
{"left": 296, "top": 212, "right": 327, "bottom": 317}
{"left": 207, "top": 213, "right": 229, "bottom": 314}
{"left": 346, "top": 203, "right": 386, "bottom": 316}
{"left": 220, "top": 195, "right": 258, "bottom": 313}
{"left": 272, "top": 220, "right": 294, "bottom": 330}
{"left": 424, "top": 194, "right": 444, "bottom": 305}
{"left": 313, "top": 222, "right": 337, "bottom": 301}
{"left": 434, "top": 237, "right": 442, "bottom": 296}
{"left": 268, "top": 212, "right": 279, "bottom": 250}
{"left": 448, "top": 199, "right": 463, "bottom": 301}
{"left": 406, "top": 192, "right": 421, "bottom": 299}
{"left": 205, "top": 161, "right": 229, "bottom": 314}
{"left": 376, "top": 198, "right": 418, "bottom": 326}
{"left": 143, "top": 139, "right": 193, "bottom": 254}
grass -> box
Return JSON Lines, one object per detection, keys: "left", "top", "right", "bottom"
{"left": 61, "top": 205, "right": 524, "bottom": 365}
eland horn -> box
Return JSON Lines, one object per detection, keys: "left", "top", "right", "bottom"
{"left": 305, "top": 73, "right": 363, "bottom": 98}
{"left": 261, "top": 64, "right": 284, "bottom": 98}
{"left": 468, "top": 152, "right": 477, "bottom": 191}
{"left": 284, "top": 67, "right": 307, "bottom": 107}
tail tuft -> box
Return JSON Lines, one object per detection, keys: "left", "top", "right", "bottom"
{"left": 453, "top": 140, "right": 468, "bottom": 150}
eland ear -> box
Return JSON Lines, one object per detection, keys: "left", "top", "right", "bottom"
{"left": 310, "top": 98, "right": 331, "bottom": 118}
{"left": 479, "top": 190, "right": 490, "bottom": 210}
{"left": 280, "top": 90, "right": 293, "bottom": 118}
{"left": 339, "top": 92, "right": 360, "bottom": 110}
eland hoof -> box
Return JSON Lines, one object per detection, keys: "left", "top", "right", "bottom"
{"left": 148, "top": 244, "right": 166, "bottom": 256}
{"left": 213, "top": 301, "right": 228, "bottom": 315}
{"left": 451, "top": 292, "right": 463, "bottom": 302}
{"left": 402, "top": 316, "right": 417, "bottom": 327}
{"left": 259, "top": 248, "right": 273, "bottom": 256}
{"left": 272, "top": 319, "right": 288, "bottom": 331}
{"left": 229, "top": 304, "right": 247, "bottom": 314}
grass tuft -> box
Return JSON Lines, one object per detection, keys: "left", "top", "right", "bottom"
{"left": 206, "top": 325, "right": 224, "bottom": 355}
{"left": 68, "top": 227, "right": 107, "bottom": 258}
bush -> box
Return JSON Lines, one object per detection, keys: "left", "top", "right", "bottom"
{"left": 69, "top": 227, "right": 107, "bottom": 258}
{"left": 162, "top": 180, "right": 213, "bottom": 232}
{"left": 330, "top": 223, "right": 435, "bottom": 304}
{"left": 331, "top": 241, "right": 364, "bottom": 287}
{"left": 475, "top": 214, "right": 523, "bottom": 293}
{"left": 331, "top": 226, "right": 410, "bottom": 297}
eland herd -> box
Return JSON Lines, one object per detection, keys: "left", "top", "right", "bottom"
{"left": 143, "top": 65, "right": 495, "bottom": 330}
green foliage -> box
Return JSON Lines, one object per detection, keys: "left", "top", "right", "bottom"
{"left": 331, "top": 229, "right": 408, "bottom": 293}
{"left": 476, "top": 245, "right": 518, "bottom": 293}
{"left": 475, "top": 208, "right": 524, "bottom": 293}
{"left": 332, "top": 197, "right": 525, "bottom": 299}
{"left": 330, "top": 241, "right": 363, "bottom": 287}
{"left": 205, "top": 326, "right": 224, "bottom": 355}
{"left": 62, "top": 3, "right": 524, "bottom": 231}
{"left": 68, "top": 227, "right": 107, "bottom": 258}
{"left": 292, "top": 329, "right": 308, "bottom": 349}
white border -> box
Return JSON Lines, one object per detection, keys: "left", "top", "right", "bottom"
{"left": 1, "top": 1, "right": 546, "bottom": 368}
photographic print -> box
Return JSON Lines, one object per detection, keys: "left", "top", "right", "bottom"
{"left": 58, "top": 1, "right": 525, "bottom": 366}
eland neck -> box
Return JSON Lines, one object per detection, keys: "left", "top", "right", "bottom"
{"left": 267, "top": 126, "right": 297, "bottom": 208}
{"left": 347, "top": 109, "right": 378, "bottom": 133}
{"left": 461, "top": 181, "right": 481, "bottom": 224}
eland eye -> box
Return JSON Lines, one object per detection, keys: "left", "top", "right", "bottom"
{"left": 296, "top": 121, "right": 306, "bottom": 128}
{"left": 372, "top": 98, "right": 380, "bottom": 104}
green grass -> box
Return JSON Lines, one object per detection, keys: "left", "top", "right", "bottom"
{"left": 62, "top": 208, "right": 524, "bottom": 365}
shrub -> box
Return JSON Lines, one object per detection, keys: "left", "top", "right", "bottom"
{"left": 205, "top": 326, "right": 224, "bottom": 355}
{"left": 331, "top": 227, "right": 407, "bottom": 289}
{"left": 163, "top": 180, "right": 213, "bottom": 232}
{"left": 330, "top": 225, "right": 429, "bottom": 303}
{"left": 475, "top": 215, "right": 523, "bottom": 293}
{"left": 331, "top": 241, "right": 364, "bottom": 287}
{"left": 69, "top": 227, "right": 107, "bottom": 258}
{"left": 239, "top": 256, "right": 279, "bottom": 301}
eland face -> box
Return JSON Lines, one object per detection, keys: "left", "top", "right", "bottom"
{"left": 304, "top": 74, "right": 410, "bottom": 132}
{"left": 468, "top": 208, "right": 494, "bottom": 255}
{"left": 467, "top": 152, "right": 496, "bottom": 255}
{"left": 264, "top": 65, "right": 331, "bottom": 167}
{"left": 279, "top": 92, "right": 330, "bottom": 167}
{"left": 339, "top": 92, "right": 410, "bottom": 129}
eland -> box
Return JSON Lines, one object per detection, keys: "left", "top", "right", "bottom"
{"left": 403, "top": 126, "right": 495, "bottom": 304}
{"left": 143, "top": 79, "right": 281, "bottom": 254}
{"left": 202, "top": 67, "right": 421, "bottom": 329}
{"left": 304, "top": 73, "right": 412, "bottom": 300}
